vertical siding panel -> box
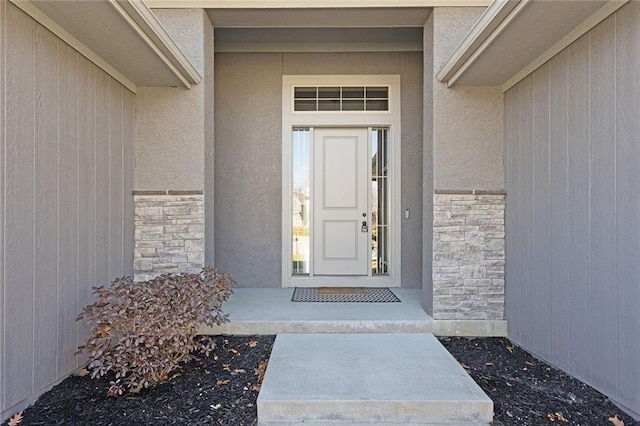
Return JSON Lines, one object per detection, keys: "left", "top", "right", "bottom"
{"left": 76, "top": 57, "right": 95, "bottom": 357}
{"left": 122, "top": 90, "right": 135, "bottom": 277}
{"left": 0, "top": 1, "right": 7, "bottom": 412}
{"left": 615, "top": 1, "right": 640, "bottom": 411}
{"left": 0, "top": 0, "right": 7, "bottom": 411}
{"left": 532, "top": 64, "right": 551, "bottom": 357}
{"left": 566, "top": 35, "right": 591, "bottom": 380}
{"left": 94, "top": 73, "right": 110, "bottom": 286}
{"left": 4, "top": 6, "right": 35, "bottom": 406}
{"left": 588, "top": 16, "right": 617, "bottom": 392}
{"left": 109, "top": 81, "right": 123, "bottom": 277}
{"left": 548, "top": 51, "right": 570, "bottom": 368}
{"left": 33, "top": 25, "right": 58, "bottom": 389}
{"left": 57, "top": 42, "right": 79, "bottom": 376}
{"left": 518, "top": 76, "right": 534, "bottom": 349}
{"left": 504, "top": 86, "right": 521, "bottom": 343}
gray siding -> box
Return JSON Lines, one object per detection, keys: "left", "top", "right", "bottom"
{"left": 0, "top": 3, "right": 135, "bottom": 417}
{"left": 504, "top": 4, "right": 640, "bottom": 417}
{"left": 213, "top": 51, "right": 423, "bottom": 288}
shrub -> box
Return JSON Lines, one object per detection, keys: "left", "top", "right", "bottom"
{"left": 76, "top": 267, "right": 235, "bottom": 396}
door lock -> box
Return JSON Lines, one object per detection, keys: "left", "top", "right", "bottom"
{"left": 361, "top": 221, "right": 368, "bottom": 232}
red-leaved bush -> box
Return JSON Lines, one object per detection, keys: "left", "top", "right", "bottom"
{"left": 76, "top": 267, "right": 235, "bottom": 396}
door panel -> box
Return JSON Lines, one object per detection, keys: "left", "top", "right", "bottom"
{"left": 313, "top": 128, "right": 369, "bottom": 275}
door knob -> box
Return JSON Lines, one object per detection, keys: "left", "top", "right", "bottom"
{"left": 361, "top": 221, "right": 368, "bottom": 232}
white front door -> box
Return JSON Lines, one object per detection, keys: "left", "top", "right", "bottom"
{"left": 313, "top": 128, "right": 369, "bottom": 275}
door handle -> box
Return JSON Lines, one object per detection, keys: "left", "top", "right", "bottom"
{"left": 361, "top": 221, "right": 368, "bottom": 232}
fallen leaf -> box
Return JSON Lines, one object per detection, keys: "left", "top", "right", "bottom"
{"left": 229, "top": 348, "right": 241, "bottom": 355}
{"left": 78, "top": 368, "right": 90, "bottom": 377}
{"left": 459, "top": 362, "right": 470, "bottom": 370}
{"left": 485, "top": 362, "right": 494, "bottom": 367}
{"left": 8, "top": 411, "right": 23, "bottom": 426}
{"left": 255, "top": 360, "right": 269, "bottom": 384}
{"left": 247, "top": 340, "right": 258, "bottom": 348}
{"left": 609, "top": 415, "right": 625, "bottom": 426}
{"left": 210, "top": 404, "right": 221, "bottom": 410}
{"left": 547, "top": 412, "right": 568, "bottom": 423}
{"left": 216, "top": 379, "right": 230, "bottom": 386}
{"left": 233, "top": 369, "right": 246, "bottom": 374}
{"left": 222, "top": 364, "right": 231, "bottom": 372}
{"left": 506, "top": 345, "right": 514, "bottom": 353}
{"left": 525, "top": 361, "right": 535, "bottom": 366}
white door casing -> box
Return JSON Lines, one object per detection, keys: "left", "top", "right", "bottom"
{"left": 282, "top": 75, "right": 401, "bottom": 288}
{"left": 313, "top": 128, "right": 369, "bottom": 275}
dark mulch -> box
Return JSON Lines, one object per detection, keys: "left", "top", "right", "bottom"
{"left": 5, "top": 335, "right": 639, "bottom": 425}
{"left": 440, "top": 337, "right": 639, "bottom": 426}
{"left": 6, "top": 336, "right": 274, "bottom": 426}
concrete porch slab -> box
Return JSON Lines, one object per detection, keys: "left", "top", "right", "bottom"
{"left": 257, "top": 333, "right": 493, "bottom": 425}
{"left": 200, "top": 288, "right": 507, "bottom": 336}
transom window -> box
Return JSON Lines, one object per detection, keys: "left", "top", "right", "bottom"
{"left": 294, "top": 86, "right": 389, "bottom": 112}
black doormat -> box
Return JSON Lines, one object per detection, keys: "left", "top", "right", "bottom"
{"left": 291, "top": 287, "right": 401, "bottom": 303}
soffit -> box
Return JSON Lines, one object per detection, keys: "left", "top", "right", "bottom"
{"left": 215, "top": 27, "right": 424, "bottom": 52}
{"left": 437, "top": 0, "right": 627, "bottom": 90}
{"left": 205, "top": 7, "right": 432, "bottom": 28}
{"left": 11, "top": 0, "right": 200, "bottom": 90}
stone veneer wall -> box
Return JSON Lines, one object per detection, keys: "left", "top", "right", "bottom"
{"left": 133, "top": 191, "right": 205, "bottom": 282}
{"left": 432, "top": 190, "right": 505, "bottom": 320}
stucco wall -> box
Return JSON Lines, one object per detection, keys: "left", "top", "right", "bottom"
{"left": 1, "top": 2, "right": 135, "bottom": 419}
{"left": 432, "top": 8, "right": 503, "bottom": 190}
{"left": 214, "top": 51, "right": 424, "bottom": 287}
{"left": 504, "top": 3, "right": 640, "bottom": 418}
{"left": 422, "top": 14, "right": 435, "bottom": 312}
{"left": 135, "top": 9, "right": 211, "bottom": 191}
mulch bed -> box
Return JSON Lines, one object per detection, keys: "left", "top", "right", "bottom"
{"left": 440, "top": 337, "right": 639, "bottom": 426}
{"left": 5, "top": 335, "right": 639, "bottom": 425}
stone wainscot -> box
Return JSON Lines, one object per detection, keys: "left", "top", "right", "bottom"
{"left": 432, "top": 190, "right": 506, "bottom": 320}
{"left": 133, "top": 191, "right": 205, "bottom": 282}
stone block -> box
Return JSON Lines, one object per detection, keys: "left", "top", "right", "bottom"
{"left": 438, "top": 232, "right": 465, "bottom": 242}
{"left": 460, "top": 265, "right": 486, "bottom": 279}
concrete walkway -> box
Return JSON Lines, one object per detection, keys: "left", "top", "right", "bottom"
{"left": 201, "top": 288, "right": 499, "bottom": 424}
{"left": 258, "top": 333, "right": 493, "bottom": 425}
{"left": 200, "top": 288, "right": 507, "bottom": 336}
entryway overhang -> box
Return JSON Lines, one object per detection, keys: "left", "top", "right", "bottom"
{"left": 9, "top": 0, "right": 201, "bottom": 92}
{"left": 437, "top": 0, "right": 629, "bottom": 92}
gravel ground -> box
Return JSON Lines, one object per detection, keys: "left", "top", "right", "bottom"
{"left": 4, "top": 335, "right": 638, "bottom": 425}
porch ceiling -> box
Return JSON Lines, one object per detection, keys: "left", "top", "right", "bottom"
{"left": 205, "top": 7, "right": 431, "bottom": 28}
{"left": 437, "top": 0, "right": 628, "bottom": 91}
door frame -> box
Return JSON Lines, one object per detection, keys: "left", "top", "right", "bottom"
{"left": 281, "top": 75, "right": 402, "bottom": 288}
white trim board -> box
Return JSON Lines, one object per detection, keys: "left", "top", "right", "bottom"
{"left": 281, "top": 75, "right": 402, "bottom": 288}
{"left": 435, "top": 0, "right": 522, "bottom": 84}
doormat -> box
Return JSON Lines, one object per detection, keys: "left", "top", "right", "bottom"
{"left": 292, "top": 287, "right": 400, "bottom": 303}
